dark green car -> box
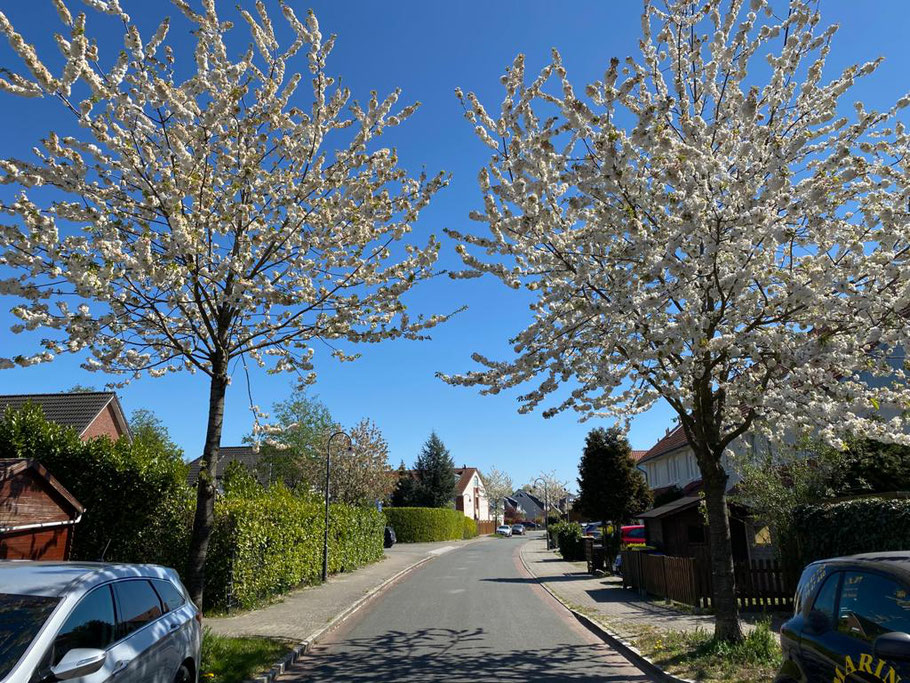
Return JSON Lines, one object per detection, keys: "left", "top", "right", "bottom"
{"left": 777, "top": 552, "right": 910, "bottom": 682}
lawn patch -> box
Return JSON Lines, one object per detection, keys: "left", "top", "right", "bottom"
{"left": 201, "top": 627, "right": 291, "bottom": 683}
{"left": 636, "top": 620, "right": 781, "bottom": 682}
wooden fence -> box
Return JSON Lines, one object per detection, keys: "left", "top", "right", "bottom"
{"left": 476, "top": 520, "right": 496, "bottom": 535}
{"left": 620, "top": 550, "right": 795, "bottom": 611}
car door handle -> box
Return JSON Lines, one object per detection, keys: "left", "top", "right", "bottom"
{"left": 112, "top": 659, "right": 129, "bottom": 674}
{"left": 168, "top": 621, "right": 181, "bottom": 633}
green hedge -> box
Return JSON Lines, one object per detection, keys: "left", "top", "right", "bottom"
{"left": 205, "top": 486, "right": 384, "bottom": 611}
{"left": 794, "top": 497, "right": 910, "bottom": 567}
{"left": 0, "top": 404, "right": 193, "bottom": 571}
{"left": 463, "top": 516, "right": 477, "bottom": 539}
{"left": 383, "top": 507, "right": 465, "bottom": 542}
{"left": 549, "top": 521, "right": 585, "bottom": 561}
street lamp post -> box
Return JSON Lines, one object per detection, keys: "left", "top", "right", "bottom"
{"left": 533, "top": 477, "right": 550, "bottom": 550}
{"left": 323, "top": 430, "right": 352, "bottom": 583}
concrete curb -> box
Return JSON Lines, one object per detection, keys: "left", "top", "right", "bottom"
{"left": 517, "top": 542, "right": 695, "bottom": 683}
{"left": 243, "top": 537, "right": 489, "bottom": 683}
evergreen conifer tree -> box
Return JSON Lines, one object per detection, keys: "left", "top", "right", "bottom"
{"left": 414, "top": 432, "right": 457, "bottom": 508}
{"left": 576, "top": 427, "right": 652, "bottom": 531}
{"left": 391, "top": 460, "right": 420, "bottom": 507}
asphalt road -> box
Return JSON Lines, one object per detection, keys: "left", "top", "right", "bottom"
{"left": 280, "top": 533, "right": 649, "bottom": 682}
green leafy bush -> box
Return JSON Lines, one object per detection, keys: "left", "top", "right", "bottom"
{"left": 205, "top": 486, "right": 384, "bottom": 611}
{"left": 462, "top": 516, "right": 477, "bottom": 539}
{"left": 383, "top": 507, "right": 465, "bottom": 542}
{"left": 794, "top": 497, "right": 910, "bottom": 567}
{"left": 0, "top": 404, "right": 193, "bottom": 571}
{"left": 549, "top": 521, "right": 585, "bottom": 561}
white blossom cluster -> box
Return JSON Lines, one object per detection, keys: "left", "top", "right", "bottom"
{"left": 0, "top": 1, "right": 449, "bottom": 383}
{"left": 443, "top": 0, "right": 910, "bottom": 457}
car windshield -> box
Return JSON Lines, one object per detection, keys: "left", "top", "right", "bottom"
{"left": 0, "top": 593, "right": 60, "bottom": 677}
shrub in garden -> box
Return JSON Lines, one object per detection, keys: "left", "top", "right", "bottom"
{"left": 205, "top": 485, "right": 384, "bottom": 611}
{"left": 463, "top": 516, "right": 477, "bottom": 539}
{"left": 793, "top": 497, "right": 910, "bottom": 567}
{"left": 549, "top": 521, "right": 585, "bottom": 561}
{"left": 383, "top": 507, "right": 465, "bottom": 542}
{"left": 0, "top": 404, "right": 193, "bottom": 571}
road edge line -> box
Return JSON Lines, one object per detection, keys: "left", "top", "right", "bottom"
{"left": 244, "top": 536, "right": 490, "bottom": 683}
{"left": 517, "top": 540, "right": 695, "bottom": 683}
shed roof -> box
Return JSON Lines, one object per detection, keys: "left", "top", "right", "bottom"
{"left": 0, "top": 392, "right": 129, "bottom": 439}
{"left": 637, "top": 494, "right": 701, "bottom": 520}
{"left": 0, "top": 458, "right": 84, "bottom": 517}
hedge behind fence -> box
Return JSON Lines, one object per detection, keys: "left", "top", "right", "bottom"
{"left": 205, "top": 487, "right": 385, "bottom": 611}
{"left": 794, "top": 497, "right": 910, "bottom": 567}
{"left": 384, "top": 507, "right": 465, "bottom": 542}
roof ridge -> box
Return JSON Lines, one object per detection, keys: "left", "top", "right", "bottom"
{"left": 0, "top": 391, "right": 116, "bottom": 397}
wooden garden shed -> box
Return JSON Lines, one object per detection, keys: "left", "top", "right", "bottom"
{"left": 0, "top": 459, "right": 84, "bottom": 561}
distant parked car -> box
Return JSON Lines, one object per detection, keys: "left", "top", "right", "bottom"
{"left": 776, "top": 552, "right": 910, "bottom": 683}
{"left": 582, "top": 522, "right": 603, "bottom": 540}
{"left": 0, "top": 561, "right": 201, "bottom": 682}
{"left": 522, "top": 521, "right": 538, "bottom": 530}
{"left": 496, "top": 525, "right": 513, "bottom": 537}
{"left": 621, "top": 524, "right": 646, "bottom": 546}
{"left": 511, "top": 524, "right": 525, "bottom": 536}
{"left": 384, "top": 526, "right": 397, "bottom": 548}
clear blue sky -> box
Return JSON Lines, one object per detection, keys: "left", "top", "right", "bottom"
{"left": 1, "top": 1, "right": 908, "bottom": 490}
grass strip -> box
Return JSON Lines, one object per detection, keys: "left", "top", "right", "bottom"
{"left": 635, "top": 620, "right": 781, "bottom": 682}
{"left": 201, "top": 627, "right": 291, "bottom": 683}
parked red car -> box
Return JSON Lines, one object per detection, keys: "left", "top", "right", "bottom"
{"left": 621, "top": 524, "right": 646, "bottom": 546}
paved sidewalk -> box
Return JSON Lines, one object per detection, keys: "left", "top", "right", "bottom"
{"left": 520, "top": 538, "right": 776, "bottom": 641}
{"left": 206, "top": 537, "right": 487, "bottom": 642}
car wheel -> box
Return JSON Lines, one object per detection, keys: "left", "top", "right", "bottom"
{"left": 174, "top": 663, "right": 192, "bottom": 683}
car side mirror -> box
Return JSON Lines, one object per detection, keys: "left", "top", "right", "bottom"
{"left": 874, "top": 632, "right": 910, "bottom": 662}
{"left": 51, "top": 648, "right": 107, "bottom": 680}
{"left": 807, "top": 610, "right": 831, "bottom": 634}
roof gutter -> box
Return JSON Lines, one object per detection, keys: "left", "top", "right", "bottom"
{"left": 0, "top": 514, "right": 82, "bottom": 534}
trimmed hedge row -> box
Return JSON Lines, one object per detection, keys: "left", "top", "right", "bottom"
{"left": 205, "top": 487, "right": 384, "bottom": 611}
{"left": 794, "top": 497, "right": 910, "bottom": 567}
{"left": 549, "top": 521, "right": 585, "bottom": 561}
{"left": 463, "top": 516, "right": 477, "bottom": 539}
{"left": 383, "top": 507, "right": 466, "bottom": 542}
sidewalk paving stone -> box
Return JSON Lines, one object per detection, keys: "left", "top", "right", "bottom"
{"left": 205, "top": 537, "right": 487, "bottom": 643}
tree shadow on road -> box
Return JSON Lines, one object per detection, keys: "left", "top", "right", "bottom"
{"left": 285, "top": 626, "right": 650, "bottom": 681}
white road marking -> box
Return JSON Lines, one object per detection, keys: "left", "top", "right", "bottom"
{"left": 428, "top": 545, "right": 456, "bottom": 556}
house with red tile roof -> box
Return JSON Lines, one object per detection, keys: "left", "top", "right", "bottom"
{"left": 636, "top": 424, "right": 765, "bottom": 563}
{"left": 453, "top": 466, "right": 491, "bottom": 522}
{"left": 0, "top": 392, "right": 131, "bottom": 442}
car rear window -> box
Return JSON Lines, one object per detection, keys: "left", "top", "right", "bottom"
{"left": 152, "top": 580, "right": 186, "bottom": 613}
{"left": 627, "top": 528, "right": 645, "bottom": 539}
{"left": 0, "top": 593, "right": 60, "bottom": 678}
{"left": 113, "top": 580, "right": 163, "bottom": 639}
{"left": 837, "top": 572, "right": 910, "bottom": 643}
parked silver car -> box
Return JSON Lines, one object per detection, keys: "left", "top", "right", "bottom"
{"left": 0, "top": 562, "right": 201, "bottom": 682}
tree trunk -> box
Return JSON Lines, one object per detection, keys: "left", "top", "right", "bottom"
{"left": 700, "top": 453, "right": 743, "bottom": 643}
{"left": 186, "top": 366, "right": 229, "bottom": 610}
